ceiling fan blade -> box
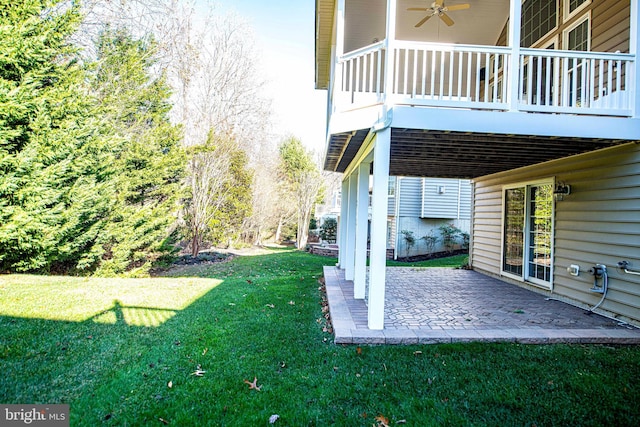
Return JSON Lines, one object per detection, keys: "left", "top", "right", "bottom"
{"left": 446, "top": 4, "right": 470, "bottom": 12}
{"left": 407, "top": 7, "right": 430, "bottom": 11}
{"left": 440, "top": 12, "right": 455, "bottom": 26}
{"left": 415, "top": 14, "right": 433, "bottom": 28}
{"left": 435, "top": 0, "right": 445, "bottom": 7}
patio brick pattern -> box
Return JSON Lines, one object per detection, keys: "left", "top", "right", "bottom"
{"left": 324, "top": 266, "right": 640, "bottom": 345}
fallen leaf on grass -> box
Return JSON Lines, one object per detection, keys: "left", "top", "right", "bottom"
{"left": 191, "top": 365, "right": 206, "bottom": 376}
{"left": 244, "top": 376, "right": 262, "bottom": 391}
{"left": 269, "top": 414, "right": 279, "bottom": 424}
{"left": 159, "top": 417, "right": 169, "bottom": 425}
{"left": 288, "top": 301, "right": 295, "bottom": 305}
{"left": 375, "top": 414, "right": 390, "bottom": 427}
{"left": 413, "top": 351, "right": 422, "bottom": 356}
{"left": 356, "top": 347, "right": 362, "bottom": 355}
{"left": 265, "top": 304, "right": 275, "bottom": 308}
{"left": 167, "top": 381, "right": 173, "bottom": 388}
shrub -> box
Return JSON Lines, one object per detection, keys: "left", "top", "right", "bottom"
{"left": 319, "top": 217, "right": 337, "bottom": 243}
{"left": 421, "top": 231, "right": 439, "bottom": 255}
{"left": 401, "top": 230, "right": 416, "bottom": 257}
{"left": 439, "top": 224, "right": 461, "bottom": 253}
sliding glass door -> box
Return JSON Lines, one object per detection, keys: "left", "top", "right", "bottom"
{"left": 503, "top": 181, "right": 554, "bottom": 288}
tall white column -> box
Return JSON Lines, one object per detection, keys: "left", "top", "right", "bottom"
{"left": 507, "top": 0, "right": 522, "bottom": 112}
{"left": 354, "top": 162, "right": 370, "bottom": 299}
{"left": 368, "top": 130, "right": 391, "bottom": 330}
{"left": 383, "top": 0, "right": 398, "bottom": 99}
{"left": 344, "top": 172, "right": 358, "bottom": 281}
{"left": 338, "top": 178, "right": 349, "bottom": 268}
{"left": 631, "top": 0, "right": 640, "bottom": 117}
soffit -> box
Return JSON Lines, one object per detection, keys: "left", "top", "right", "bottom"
{"left": 316, "top": 0, "right": 336, "bottom": 90}
{"left": 345, "top": 0, "right": 511, "bottom": 53}
{"left": 324, "top": 128, "right": 628, "bottom": 179}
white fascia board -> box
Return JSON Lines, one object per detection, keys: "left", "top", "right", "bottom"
{"left": 327, "top": 105, "right": 385, "bottom": 136}
{"left": 390, "top": 106, "right": 640, "bottom": 141}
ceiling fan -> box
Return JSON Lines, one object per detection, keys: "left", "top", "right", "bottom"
{"left": 408, "top": 0, "right": 471, "bottom": 28}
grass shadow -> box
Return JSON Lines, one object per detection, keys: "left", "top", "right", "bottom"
{"left": 1, "top": 251, "right": 639, "bottom": 426}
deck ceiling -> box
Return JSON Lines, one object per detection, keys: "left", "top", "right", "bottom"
{"left": 324, "top": 128, "right": 629, "bottom": 179}
{"left": 317, "top": 0, "right": 510, "bottom": 89}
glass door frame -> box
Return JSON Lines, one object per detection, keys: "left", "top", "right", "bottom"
{"left": 501, "top": 178, "right": 555, "bottom": 290}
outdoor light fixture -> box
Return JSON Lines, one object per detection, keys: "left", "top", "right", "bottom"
{"left": 553, "top": 182, "right": 571, "bottom": 201}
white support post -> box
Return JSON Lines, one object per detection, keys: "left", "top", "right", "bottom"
{"left": 337, "top": 178, "right": 349, "bottom": 268}
{"left": 383, "top": 0, "right": 398, "bottom": 100}
{"left": 368, "top": 130, "right": 391, "bottom": 330}
{"left": 344, "top": 173, "right": 358, "bottom": 281}
{"left": 630, "top": 0, "right": 640, "bottom": 117}
{"left": 507, "top": 0, "right": 522, "bottom": 112}
{"left": 354, "top": 162, "right": 370, "bottom": 299}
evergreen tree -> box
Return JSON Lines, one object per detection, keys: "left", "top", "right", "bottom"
{"left": 83, "top": 29, "right": 185, "bottom": 276}
{"left": 208, "top": 138, "right": 253, "bottom": 247}
{"left": 0, "top": 0, "right": 89, "bottom": 272}
{"left": 0, "top": 3, "right": 185, "bottom": 275}
{"left": 183, "top": 132, "right": 253, "bottom": 256}
{"left": 278, "top": 137, "right": 324, "bottom": 250}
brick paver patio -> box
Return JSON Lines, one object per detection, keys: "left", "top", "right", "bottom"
{"left": 324, "top": 266, "right": 640, "bottom": 345}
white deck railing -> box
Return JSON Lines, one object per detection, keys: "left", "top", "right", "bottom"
{"left": 334, "top": 41, "right": 635, "bottom": 117}
{"left": 518, "top": 48, "right": 632, "bottom": 115}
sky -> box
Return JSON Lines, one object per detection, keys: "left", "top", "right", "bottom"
{"left": 215, "top": 0, "right": 328, "bottom": 154}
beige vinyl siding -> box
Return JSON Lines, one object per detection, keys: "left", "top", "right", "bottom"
{"left": 470, "top": 181, "right": 503, "bottom": 274}
{"left": 591, "top": 0, "right": 630, "bottom": 53}
{"left": 494, "top": 0, "right": 630, "bottom": 53}
{"left": 472, "top": 143, "right": 640, "bottom": 324}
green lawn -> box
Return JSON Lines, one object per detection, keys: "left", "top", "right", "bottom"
{"left": 1, "top": 250, "right": 639, "bottom": 426}
{"left": 386, "top": 253, "right": 468, "bottom": 268}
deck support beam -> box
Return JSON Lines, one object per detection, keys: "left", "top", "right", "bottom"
{"left": 338, "top": 178, "right": 349, "bottom": 268}
{"left": 344, "top": 172, "right": 358, "bottom": 281}
{"left": 368, "top": 129, "right": 391, "bottom": 330}
{"left": 354, "top": 162, "right": 370, "bottom": 299}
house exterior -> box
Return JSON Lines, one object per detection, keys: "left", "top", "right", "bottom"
{"left": 315, "top": 175, "right": 472, "bottom": 257}
{"left": 388, "top": 177, "right": 472, "bottom": 258}
{"left": 315, "top": 0, "right": 640, "bottom": 329}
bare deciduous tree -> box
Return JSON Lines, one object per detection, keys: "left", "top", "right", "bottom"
{"left": 185, "top": 149, "right": 230, "bottom": 256}
{"left": 293, "top": 170, "right": 324, "bottom": 249}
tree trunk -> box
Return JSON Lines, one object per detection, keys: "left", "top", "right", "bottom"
{"left": 275, "top": 218, "right": 283, "bottom": 242}
{"left": 191, "top": 233, "right": 200, "bottom": 257}
{"left": 254, "top": 225, "right": 262, "bottom": 246}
